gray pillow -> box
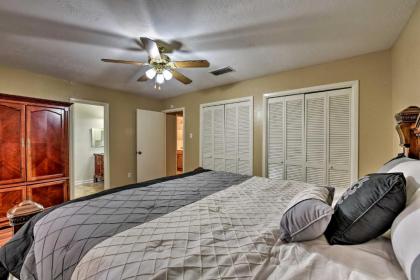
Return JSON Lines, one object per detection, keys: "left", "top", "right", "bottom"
{"left": 280, "top": 186, "right": 334, "bottom": 242}
{"left": 391, "top": 190, "right": 420, "bottom": 280}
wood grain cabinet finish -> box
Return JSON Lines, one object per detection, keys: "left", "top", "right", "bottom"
{"left": 27, "top": 180, "right": 68, "bottom": 208}
{"left": 94, "top": 153, "right": 104, "bottom": 182}
{"left": 0, "top": 94, "right": 71, "bottom": 244}
{"left": 0, "top": 186, "right": 26, "bottom": 225}
{"left": 26, "top": 105, "right": 67, "bottom": 181}
{"left": 0, "top": 102, "right": 26, "bottom": 185}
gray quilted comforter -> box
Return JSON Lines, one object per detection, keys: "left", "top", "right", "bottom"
{"left": 72, "top": 177, "right": 406, "bottom": 280}
{"left": 0, "top": 170, "right": 249, "bottom": 280}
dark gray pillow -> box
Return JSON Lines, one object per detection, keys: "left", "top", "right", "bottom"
{"left": 280, "top": 186, "right": 335, "bottom": 242}
{"left": 325, "top": 173, "right": 406, "bottom": 245}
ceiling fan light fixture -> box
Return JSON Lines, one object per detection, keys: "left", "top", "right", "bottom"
{"left": 156, "top": 73, "right": 165, "bottom": 84}
{"left": 145, "top": 68, "right": 157, "bottom": 79}
{"left": 163, "top": 69, "right": 173, "bottom": 80}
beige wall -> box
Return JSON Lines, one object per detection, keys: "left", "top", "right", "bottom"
{"left": 163, "top": 51, "right": 393, "bottom": 177}
{"left": 391, "top": 2, "right": 420, "bottom": 153}
{"left": 0, "top": 65, "right": 162, "bottom": 187}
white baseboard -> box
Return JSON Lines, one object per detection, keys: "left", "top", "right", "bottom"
{"left": 75, "top": 179, "right": 94, "bottom": 186}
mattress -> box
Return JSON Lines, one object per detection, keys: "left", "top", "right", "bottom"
{"left": 0, "top": 169, "right": 250, "bottom": 280}
{"left": 72, "top": 177, "right": 405, "bottom": 280}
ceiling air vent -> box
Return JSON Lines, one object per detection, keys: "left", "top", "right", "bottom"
{"left": 210, "top": 66, "right": 235, "bottom": 76}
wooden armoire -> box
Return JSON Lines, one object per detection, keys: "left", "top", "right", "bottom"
{"left": 0, "top": 93, "right": 71, "bottom": 244}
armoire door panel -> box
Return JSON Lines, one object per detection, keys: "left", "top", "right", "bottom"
{"left": 0, "top": 102, "right": 26, "bottom": 185}
{"left": 27, "top": 180, "right": 68, "bottom": 208}
{"left": 0, "top": 186, "right": 26, "bottom": 224}
{"left": 26, "top": 106, "right": 67, "bottom": 181}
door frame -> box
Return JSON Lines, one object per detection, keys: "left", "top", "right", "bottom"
{"left": 69, "top": 98, "right": 110, "bottom": 199}
{"left": 262, "top": 80, "right": 359, "bottom": 181}
{"left": 162, "top": 107, "right": 186, "bottom": 173}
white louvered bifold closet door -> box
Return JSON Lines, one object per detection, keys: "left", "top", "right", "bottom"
{"left": 267, "top": 97, "right": 285, "bottom": 179}
{"left": 327, "top": 88, "right": 352, "bottom": 188}
{"left": 201, "top": 98, "right": 253, "bottom": 175}
{"left": 213, "top": 105, "right": 225, "bottom": 171}
{"left": 237, "top": 101, "right": 252, "bottom": 175}
{"left": 225, "top": 103, "right": 238, "bottom": 173}
{"left": 305, "top": 93, "right": 327, "bottom": 185}
{"left": 285, "top": 95, "right": 305, "bottom": 181}
{"left": 201, "top": 106, "right": 214, "bottom": 169}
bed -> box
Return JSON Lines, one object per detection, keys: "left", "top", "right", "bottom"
{"left": 0, "top": 107, "right": 418, "bottom": 280}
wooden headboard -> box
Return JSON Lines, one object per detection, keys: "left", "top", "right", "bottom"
{"left": 395, "top": 106, "right": 420, "bottom": 159}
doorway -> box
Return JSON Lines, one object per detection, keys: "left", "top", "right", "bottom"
{"left": 70, "top": 99, "right": 110, "bottom": 199}
{"left": 165, "top": 109, "right": 184, "bottom": 175}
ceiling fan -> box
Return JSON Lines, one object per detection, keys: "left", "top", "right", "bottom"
{"left": 101, "top": 37, "right": 210, "bottom": 90}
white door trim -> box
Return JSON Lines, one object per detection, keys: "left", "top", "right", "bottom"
{"left": 162, "top": 107, "right": 186, "bottom": 173}
{"left": 69, "top": 98, "right": 110, "bottom": 199}
{"left": 262, "top": 80, "right": 359, "bottom": 182}
{"left": 199, "top": 96, "right": 254, "bottom": 174}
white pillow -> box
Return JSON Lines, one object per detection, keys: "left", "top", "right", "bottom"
{"left": 388, "top": 160, "right": 420, "bottom": 204}
{"left": 391, "top": 189, "right": 420, "bottom": 280}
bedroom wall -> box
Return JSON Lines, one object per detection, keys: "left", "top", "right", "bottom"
{"left": 0, "top": 65, "right": 161, "bottom": 187}
{"left": 391, "top": 1, "right": 420, "bottom": 154}
{"left": 162, "top": 50, "right": 393, "bottom": 177}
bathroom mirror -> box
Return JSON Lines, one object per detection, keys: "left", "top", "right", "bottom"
{"left": 91, "top": 128, "right": 104, "bottom": 148}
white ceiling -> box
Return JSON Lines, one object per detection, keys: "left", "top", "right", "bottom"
{"left": 0, "top": 0, "right": 417, "bottom": 99}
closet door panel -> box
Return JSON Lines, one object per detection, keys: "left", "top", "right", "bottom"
{"left": 305, "top": 93, "right": 327, "bottom": 185}
{"left": 201, "top": 107, "right": 214, "bottom": 170}
{"left": 225, "top": 104, "right": 238, "bottom": 173}
{"left": 213, "top": 105, "right": 225, "bottom": 171}
{"left": 285, "top": 95, "right": 305, "bottom": 182}
{"left": 328, "top": 89, "right": 352, "bottom": 188}
{"left": 237, "top": 102, "right": 252, "bottom": 175}
{"left": 0, "top": 101, "right": 26, "bottom": 185}
{"left": 26, "top": 105, "right": 67, "bottom": 181}
{"left": 267, "top": 98, "right": 284, "bottom": 179}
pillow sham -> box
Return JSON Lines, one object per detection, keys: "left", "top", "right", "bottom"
{"left": 387, "top": 160, "right": 420, "bottom": 204}
{"left": 325, "top": 173, "right": 406, "bottom": 245}
{"left": 280, "top": 186, "right": 334, "bottom": 242}
{"left": 377, "top": 154, "right": 414, "bottom": 173}
{"left": 391, "top": 190, "right": 420, "bottom": 280}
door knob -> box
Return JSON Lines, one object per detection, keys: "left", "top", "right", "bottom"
{"left": 137, "top": 151, "right": 142, "bottom": 155}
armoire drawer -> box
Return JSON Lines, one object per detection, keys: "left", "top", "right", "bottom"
{"left": 0, "top": 186, "right": 27, "bottom": 225}
{"left": 27, "top": 180, "right": 68, "bottom": 208}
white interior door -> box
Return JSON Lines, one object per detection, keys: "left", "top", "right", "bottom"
{"left": 136, "top": 109, "right": 166, "bottom": 182}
